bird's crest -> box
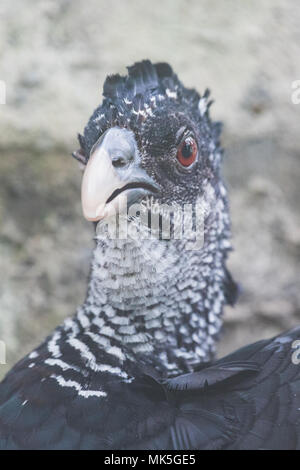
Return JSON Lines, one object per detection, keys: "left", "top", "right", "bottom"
{"left": 103, "top": 60, "right": 179, "bottom": 102}
{"left": 74, "top": 60, "right": 213, "bottom": 161}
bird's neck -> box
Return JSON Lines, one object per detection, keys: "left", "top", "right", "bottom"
{"left": 76, "top": 214, "right": 230, "bottom": 376}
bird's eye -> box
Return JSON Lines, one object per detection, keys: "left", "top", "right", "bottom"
{"left": 176, "top": 136, "right": 198, "bottom": 168}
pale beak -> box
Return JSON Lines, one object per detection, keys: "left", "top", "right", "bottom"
{"left": 81, "top": 127, "right": 159, "bottom": 221}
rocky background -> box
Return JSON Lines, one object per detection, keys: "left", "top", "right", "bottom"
{"left": 0, "top": 0, "right": 300, "bottom": 379}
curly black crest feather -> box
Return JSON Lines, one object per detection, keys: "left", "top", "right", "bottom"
{"left": 103, "top": 61, "right": 177, "bottom": 100}
{"left": 76, "top": 60, "right": 216, "bottom": 159}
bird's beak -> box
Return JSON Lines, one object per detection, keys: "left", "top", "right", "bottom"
{"left": 81, "top": 127, "right": 158, "bottom": 221}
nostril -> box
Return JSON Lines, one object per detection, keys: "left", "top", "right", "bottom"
{"left": 111, "top": 156, "right": 127, "bottom": 168}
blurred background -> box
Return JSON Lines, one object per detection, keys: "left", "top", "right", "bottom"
{"left": 0, "top": 0, "right": 300, "bottom": 379}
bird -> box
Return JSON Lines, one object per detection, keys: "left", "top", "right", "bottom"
{"left": 0, "top": 60, "right": 298, "bottom": 450}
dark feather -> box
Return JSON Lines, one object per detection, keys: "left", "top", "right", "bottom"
{"left": 0, "top": 328, "right": 299, "bottom": 449}
{"left": 224, "top": 266, "right": 240, "bottom": 306}
{"left": 162, "top": 361, "right": 260, "bottom": 392}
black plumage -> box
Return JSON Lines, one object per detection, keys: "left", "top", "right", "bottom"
{"left": 0, "top": 60, "right": 299, "bottom": 449}
{"left": 0, "top": 328, "right": 299, "bottom": 449}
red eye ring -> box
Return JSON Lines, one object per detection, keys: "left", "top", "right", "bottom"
{"left": 176, "top": 136, "right": 198, "bottom": 167}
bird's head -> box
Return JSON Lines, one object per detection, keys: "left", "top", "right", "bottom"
{"left": 74, "top": 60, "right": 224, "bottom": 234}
